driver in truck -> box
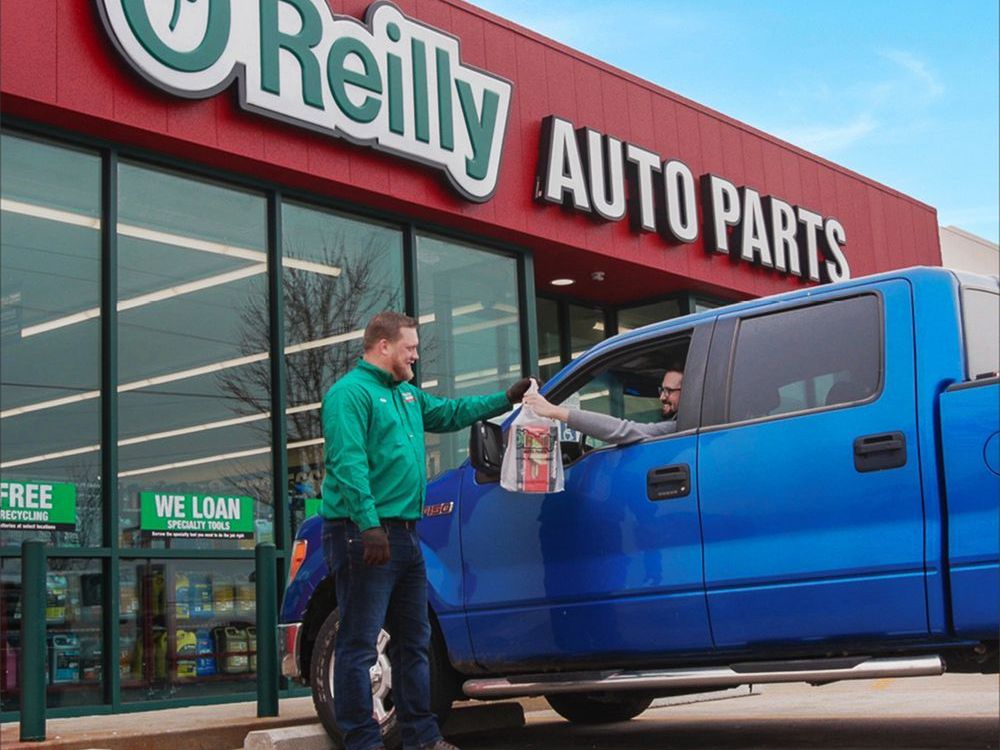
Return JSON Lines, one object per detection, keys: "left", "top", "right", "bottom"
{"left": 522, "top": 368, "right": 683, "bottom": 445}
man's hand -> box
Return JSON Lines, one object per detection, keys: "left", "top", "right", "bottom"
{"left": 360, "top": 527, "right": 390, "bottom": 565}
{"left": 506, "top": 376, "right": 538, "bottom": 404}
{"left": 522, "top": 391, "right": 569, "bottom": 422}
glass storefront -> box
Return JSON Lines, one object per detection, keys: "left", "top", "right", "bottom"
{"left": 416, "top": 234, "right": 522, "bottom": 476}
{"left": 618, "top": 299, "right": 683, "bottom": 333}
{"left": 0, "top": 128, "right": 533, "bottom": 718}
{"left": 281, "top": 202, "right": 404, "bottom": 534}
{"left": 0, "top": 557, "right": 105, "bottom": 711}
{"left": 119, "top": 559, "right": 257, "bottom": 703}
{"left": 0, "top": 134, "right": 103, "bottom": 549}
{"left": 535, "top": 298, "right": 562, "bottom": 382}
{"left": 116, "top": 164, "right": 273, "bottom": 551}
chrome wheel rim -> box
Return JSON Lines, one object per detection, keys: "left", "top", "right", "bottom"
{"left": 329, "top": 626, "right": 394, "bottom": 726}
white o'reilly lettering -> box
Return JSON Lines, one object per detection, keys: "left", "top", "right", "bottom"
{"left": 822, "top": 218, "right": 850, "bottom": 283}
{"left": 795, "top": 207, "right": 825, "bottom": 282}
{"left": 96, "top": 0, "right": 512, "bottom": 202}
{"left": 581, "top": 129, "right": 627, "bottom": 222}
{"left": 701, "top": 174, "right": 740, "bottom": 255}
{"left": 625, "top": 143, "right": 661, "bottom": 233}
{"left": 662, "top": 160, "right": 698, "bottom": 244}
{"left": 762, "top": 196, "right": 799, "bottom": 274}
{"left": 536, "top": 116, "right": 591, "bottom": 211}
{"left": 735, "top": 187, "right": 774, "bottom": 269}
{"left": 534, "top": 117, "right": 851, "bottom": 283}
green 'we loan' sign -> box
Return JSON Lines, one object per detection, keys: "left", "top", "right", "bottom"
{"left": 140, "top": 492, "right": 255, "bottom": 539}
{"left": 0, "top": 480, "right": 77, "bottom": 531}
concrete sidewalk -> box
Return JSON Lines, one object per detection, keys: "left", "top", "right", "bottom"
{"left": 0, "top": 689, "right": 755, "bottom": 750}
{"left": 1, "top": 697, "right": 321, "bottom": 750}
{"left": 0, "top": 697, "right": 533, "bottom": 750}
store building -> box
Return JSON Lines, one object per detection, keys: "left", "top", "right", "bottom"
{"left": 940, "top": 225, "right": 999, "bottom": 277}
{"left": 0, "top": 0, "right": 941, "bottom": 720}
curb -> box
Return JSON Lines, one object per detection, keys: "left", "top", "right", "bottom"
{"left": 244, "top": 703, "right": 526, "bottom": 750}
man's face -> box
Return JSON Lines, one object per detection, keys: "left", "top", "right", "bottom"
{"left": 659, "top": 370, "right": 683, "bottom": 418}
{"left": 384, "top": 326, "right": 420, "bottom": 382}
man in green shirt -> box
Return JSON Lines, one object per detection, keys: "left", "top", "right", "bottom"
{"left": 321, "top": 311, "right": 531, "bottom": 750}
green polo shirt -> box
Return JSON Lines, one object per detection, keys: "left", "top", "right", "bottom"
{"left": 320, "top": 359, "right": 511, "bottom": 530}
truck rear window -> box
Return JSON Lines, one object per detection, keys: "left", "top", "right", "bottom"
{"left": 961, "top": 287, "right": 999, "bottom": 380}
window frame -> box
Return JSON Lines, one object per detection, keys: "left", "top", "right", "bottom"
{"left": 537, "top": 321, "right": 711, "bottom": 465}
{"left": 704, "top": 291, "right": 886, "bottom": 431}
{"left": 958, "top": 282, "right": 1000, "bottom": 381}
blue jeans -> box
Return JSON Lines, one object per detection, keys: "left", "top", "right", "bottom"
{"left": 322, "top": 519, "right": 441, "bottom": 750}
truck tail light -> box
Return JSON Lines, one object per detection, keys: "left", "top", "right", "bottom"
{"left": 288, "top": 539, "right": 308, "bottom": 585}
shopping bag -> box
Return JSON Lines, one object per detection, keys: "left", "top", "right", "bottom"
{"left": 500, "top": 381, "right": 564, "bottom": 493}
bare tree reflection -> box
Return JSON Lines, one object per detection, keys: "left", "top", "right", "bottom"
{"left": 216, "top": 234, "right": 401, "bottom": 506}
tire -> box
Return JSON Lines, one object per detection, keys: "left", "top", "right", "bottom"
{"left": 310, "top": 608, "right": 454, "bottom": 750}
{"left": 545, "top": 692, "right": 654, "bottom": 725}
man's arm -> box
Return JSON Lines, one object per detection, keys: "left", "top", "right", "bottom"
{"left": 417, "top": 388, "right": 512, "bottom": 433}
{"left": 565, "top": 409, "right": 676, "bottom": 445}
{"left": 323, "top": 387, "right": 380, "bottom": 531}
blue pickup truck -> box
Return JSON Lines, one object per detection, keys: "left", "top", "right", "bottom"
{"left": 280, "top": 266, "right": 999, "bottom": 746}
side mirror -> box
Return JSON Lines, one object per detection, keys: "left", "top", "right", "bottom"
{"left": 469, "top": 420, "right": 503, "bottom": 481}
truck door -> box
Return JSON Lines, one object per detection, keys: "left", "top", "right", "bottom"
{"left": 459, "top": 326, "right": 714, "bottom": 671}
{"left": 697, "top": 282, "right": 928, "bottom": 647}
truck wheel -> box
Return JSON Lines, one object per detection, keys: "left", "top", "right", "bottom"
{"left": 310, "top": 608, "right": 454, "bottom": 749}
{"left": 545, "top": 692, "right": 654, "bottom": 724}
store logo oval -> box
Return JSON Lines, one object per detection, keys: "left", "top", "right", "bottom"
{"left": 96, "top": 0, "right": 513, "bottom": 202}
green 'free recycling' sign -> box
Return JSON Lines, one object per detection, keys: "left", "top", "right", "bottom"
{"left": 0, "top": 480, "right": 77, "bottom": 531}
{"left": 140, "top": 492, "right": 255, "bottom": 539}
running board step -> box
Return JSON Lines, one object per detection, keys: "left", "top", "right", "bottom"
{"left": 462, "top": 654, "right": 944, "bottom": 699}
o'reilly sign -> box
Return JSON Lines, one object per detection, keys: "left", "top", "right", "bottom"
{"left": 97, "top": 0, "right": 512, "bottom": 202}
{"left": 536, "top": 116, "right": 851, "bottom": 283}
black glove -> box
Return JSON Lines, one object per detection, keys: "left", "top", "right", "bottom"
{"left": 360, "top": 527, "right": 390, "bottom": 565}
{"left": 506, "top": 376, "right": 538, "bottom": 404}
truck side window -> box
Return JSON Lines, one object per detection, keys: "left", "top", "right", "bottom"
{"left": 553, "top": 334, "right": 692, "bottom": 457}
{"left": 726, "top": 295, "right": 881, "bottom": 423}
{"left": 961, "top": 287, "right": 1000, "bottom": 380}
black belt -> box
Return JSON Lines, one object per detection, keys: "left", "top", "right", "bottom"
{"left": 327, "top": 517, "right": 417, "bottom": 530}
{"left": 381, "top": 518, "right": 418, "bottom": 530}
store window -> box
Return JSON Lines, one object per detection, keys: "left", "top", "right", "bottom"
{"left": 116, "top": 164, "right": 272, "bottom": 549}
{"left": 416, "top": 235, "right": 521, "bottom": 476}
{"left": 0, "top": 557, "right": 104, "bottom": 711}
{"left": 618, "top": 299, "right": 683, "bottom": 333}
{"left": 119, "top": 559, "right": 256, "bottom": 703}
{"left": 727, "top": 296, "right": 881, "bottom": 423}
{"left": 281, "top": 202, "right": 403, "bottom": 532}
{"left": 535, "top": 298, "right": 562, "bottom": 382}
{"left": 0, "top": 134, "right": 102, "bottom": 548}
{"left": 567, "top": 303, "right": 604, "bottom": 360}
{"left": 693, "top": 297, "right": 724, "bottom": 313}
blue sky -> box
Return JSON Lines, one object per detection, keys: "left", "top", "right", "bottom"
{"left": 470, "top": 0, "right": 1000, "bottom": 244}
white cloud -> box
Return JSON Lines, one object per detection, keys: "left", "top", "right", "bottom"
{"left": 772, "top": 115, "right": 879, "bottom": 155}
{"left": 878, "top": 49, "right": 945, "bottom": 98}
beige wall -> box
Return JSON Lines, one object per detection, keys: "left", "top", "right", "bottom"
{"left": 940, "top": 226, "right": 999, "bottom": 276}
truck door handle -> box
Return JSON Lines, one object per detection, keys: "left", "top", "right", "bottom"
{"left": 647, "top": 464, "right": 691, "bottom": 501}
{"left": 853, "top": 432, "right": 907, "bottom": 472}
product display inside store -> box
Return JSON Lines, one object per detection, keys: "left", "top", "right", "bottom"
{"left": 0, "top": 558, "right": 260, "bottom": 710}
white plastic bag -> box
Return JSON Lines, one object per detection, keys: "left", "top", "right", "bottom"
{"left": 500, "top": 381, "right": 565, "bottom": 493}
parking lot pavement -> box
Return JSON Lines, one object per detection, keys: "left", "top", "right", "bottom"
{"left": 456, "top": 673, "right": 999, "bottom": 750}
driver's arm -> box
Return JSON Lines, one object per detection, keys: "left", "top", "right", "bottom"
{"left": 566, "top": 410, "right": 676, "bottom": 445}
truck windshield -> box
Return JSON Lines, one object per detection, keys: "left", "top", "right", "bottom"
{"left": 961, "top": 286, "right": 1000, "bottom": 379}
